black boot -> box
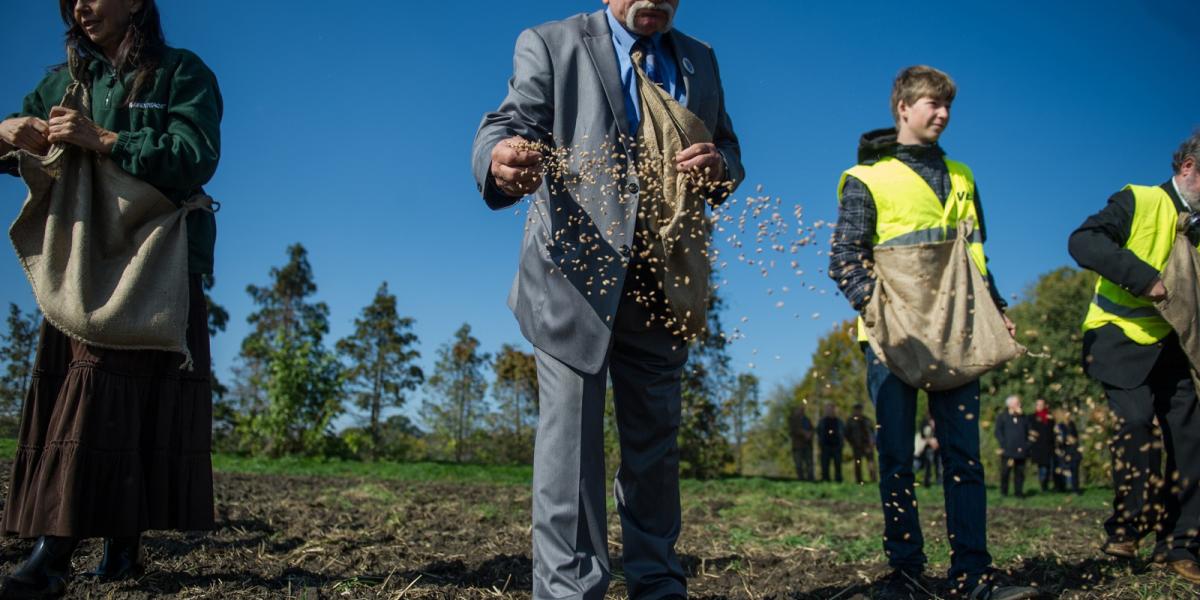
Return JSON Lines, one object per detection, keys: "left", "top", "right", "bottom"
{"left": 1, "top": 536, "right": 78, "bottom": 599}
{"left": 86, "top": 536, "right": 144, "bottom": 581}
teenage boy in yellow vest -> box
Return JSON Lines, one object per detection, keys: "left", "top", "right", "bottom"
{"left": 829, "top": 66, "right": 1037, "bottom": 600}
{"left": 1068, "top": 131, "right": 1200, "bottom": 584}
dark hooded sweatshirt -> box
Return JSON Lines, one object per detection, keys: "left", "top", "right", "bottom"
{"left": 828, "top": 128, "right": 1006, "bottom": 313}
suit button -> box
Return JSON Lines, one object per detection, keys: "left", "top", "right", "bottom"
{"left": 626, "top": 182, "right": 640, "bottom": 195}
{"left": 619, "top": 244, "right": 631, "bottom": 257}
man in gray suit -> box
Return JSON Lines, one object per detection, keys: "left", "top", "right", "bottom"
{"left": 472, "top": 1, "right": 742, "bottom": 598}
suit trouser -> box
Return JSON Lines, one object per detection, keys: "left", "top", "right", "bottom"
{"left": 531, "top": 292, "right": 688, "bottom": 600}
{"left": 865, "top": 345, "right": 992, "bottom": 588}
{"left": 1103, "top": 345, "right": 1200, "bottom": 561}
{"left": 793, "top": 446, "right": 814, "bottom": 481}
{"left": 999, "top": 457, "right": 1026, "bottom": 497}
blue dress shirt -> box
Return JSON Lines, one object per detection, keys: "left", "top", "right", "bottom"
{"left": 605, "top": 8, "right": 686, "bottom": 135}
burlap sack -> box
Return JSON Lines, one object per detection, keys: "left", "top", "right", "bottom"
{"left": 633, "top": 50, "right": 714, "bottom": 340}
{"left": 863, "top": 220, "right": 1025, "bottom": 391}
{"left": 7, "top": 79, "right": 207, "bottom": 367}
{"left": 1154, "top": 213, "right": 1200, "bottom": 391}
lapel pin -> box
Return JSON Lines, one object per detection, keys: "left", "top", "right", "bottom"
{"left": 682, "top": 57, "right": 695, "bottom": 75}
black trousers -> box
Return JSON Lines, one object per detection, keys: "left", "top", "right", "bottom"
{"left": 792, "top": 446, "right": 814, "bottom": 481}
{"left": 999, "top": 457, "right": 1026, "bottom": 497}
{"left": 852, "top": 450, "right": 877, "bottom": 484}
{"left": 1103, "top": 345, "right": 1200, "bottom": 561}
{"left": 820, "top": 445, "right": 843, "bottom": 482}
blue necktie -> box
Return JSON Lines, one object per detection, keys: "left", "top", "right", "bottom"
{"left": 633, "top": 37, "right": 663, "bottom": 87}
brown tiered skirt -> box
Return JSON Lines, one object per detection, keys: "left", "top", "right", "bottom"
{"left": 2, "top": 276, "right": 215, "bottom": 538}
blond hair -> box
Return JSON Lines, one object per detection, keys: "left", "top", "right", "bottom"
{"left": 891, "top": 65, "right": 957, "bottom": 124}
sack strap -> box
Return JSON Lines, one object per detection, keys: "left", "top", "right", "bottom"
{"left": 182, "top": 194, "right": 218, "bottom": 214}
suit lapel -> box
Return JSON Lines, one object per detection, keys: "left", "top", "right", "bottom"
{"left": 665, "top": 31, "right": 694, "bottom": 111}
{"left": 583, "top": 11, "right": 632, "bottom": 143}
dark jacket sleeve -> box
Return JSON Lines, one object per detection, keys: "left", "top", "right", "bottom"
{"left": 829, "top": 175, "right": 877, "bottom": 312}
{"left": 1068, "top": 189, "right": 1159, "bottom": 296}
{"left": 708, "top": 45, "right": 743, "bottom": 204}
{"left": 471, "top": 28, "right": 555, "bottom": 210}
{"left": 108, "top": 51, "right": 222, "bottom": 193}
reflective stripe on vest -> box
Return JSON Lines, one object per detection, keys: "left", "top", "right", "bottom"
{"left": 1081, "top": 184, "right": 1185, "bottom": 344}
{"left": 877, "top": 225, "right": 985, "bottom": 248}
{"left": 838, "top": 156, "right": 984, "bottom": 342}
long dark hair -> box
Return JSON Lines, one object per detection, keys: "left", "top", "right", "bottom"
{"left": 58, "top": 0, "right": 167, "bottom": 105}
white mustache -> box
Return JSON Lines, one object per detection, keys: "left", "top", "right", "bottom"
{"left": 624, "top": 1, "right": 675, "bottom": 33}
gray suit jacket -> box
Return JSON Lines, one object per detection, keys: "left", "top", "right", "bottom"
{"left": 472, "top": 10, "right": 744, "bottom": 375}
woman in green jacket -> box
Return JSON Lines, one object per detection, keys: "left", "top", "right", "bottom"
{"left": 0, "top": 0, "right": 221, "bottom": 595}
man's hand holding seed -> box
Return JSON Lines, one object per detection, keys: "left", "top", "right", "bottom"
{"left": 491, "top": 136, "right": 544, "bottom": 198}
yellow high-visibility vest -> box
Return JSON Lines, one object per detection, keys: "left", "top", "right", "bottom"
{"left": 1081, "top": 184, "right": 1190, "bottom": 344}
{"left": 837, "top": 157, "right": 984, "bottom": 342}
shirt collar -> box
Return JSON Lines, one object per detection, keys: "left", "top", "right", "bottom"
{"left": 605, "top": 7, "right": 662, "bottom": 53}
{"left": 1172, "top": 176, "right": 1195, "bottom": 212}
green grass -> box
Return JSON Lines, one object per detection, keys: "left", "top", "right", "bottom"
{"left": 683, "top": 475, "right": 1111, "bottom": 511}
{"left": 0, "top": 437, "right": 1109, "bottom": 512}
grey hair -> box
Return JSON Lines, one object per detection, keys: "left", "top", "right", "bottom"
{"left": 1173, "top": 130, "right": 1200, "bottom": 174}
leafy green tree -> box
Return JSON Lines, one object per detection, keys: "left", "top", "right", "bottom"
{"left": 242, "top": 244, "right": 329, "bottom": 359}
{"left": 0, "top": 303, "right": 39, "bottom": 420}
{"left": 725, "top": 373, "right": 761, "bottom": 475}
{"left": 336, "top": 282, "right": 424, "bottom": 454}
{"left": 491, "top": 344, "right": 539, "bottom": 464}
{"left": 201, "top": 275, "right": 237, "bottom": 448}
{"left": 981, "top": 266, "right": 1108, "bottom": 483}
{"left": 260, "top": 333, "right": 344, "bottom": 455}
{"left": 423, "top": 324, "right": 490, "bottom": 463}
{"left": 679, "top": 274, "right": 734, "bottom": 479}
{"left": 745, "top": 320, "right": 865, "bottom": 477}
{"left": 237, "top": 244, "right": 343, "bottom": 456}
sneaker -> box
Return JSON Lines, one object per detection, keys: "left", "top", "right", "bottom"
{"left": 873, "top": 569, "right": 932, "bottom": 600}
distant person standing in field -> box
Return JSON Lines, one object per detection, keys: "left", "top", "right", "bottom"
{"left": 1029, "top": 399, "right": 1056, "bottom": 493}
{"left": 471, "top": 0, "right": 743, "bottom": 597}
{"left": 828, "top": 66, "right": 1036, "bottom": 599}
{"left": 789, "top": 404, "right": 816, "bottom": 482}
{"left": 845, "top": 403, "right": 877, "bottom": 484}
{"left": 0, "top": 0, "right": 221, "bottom": 596}
{"left": 817, "top": 403, "right": 845, "bottom": 483}
{"left": 1053, "top": 408, "right": 1082, "bottom": 494}
{"left": 995, "top": 395, "right": 1031, "bottom": 498}
{"left": 1068, "top": 131, "right": 1200, "bottom": 583}
{"left": 916, "top": 416, "right": 940, "bottom": 487}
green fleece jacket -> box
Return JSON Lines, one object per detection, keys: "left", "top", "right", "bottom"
{"left": 2, "top": 46, "right": 223, "bottom": 274}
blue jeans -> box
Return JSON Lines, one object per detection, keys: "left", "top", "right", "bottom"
{"left": 865, "top": 345, "right": 992, "bottom": 587}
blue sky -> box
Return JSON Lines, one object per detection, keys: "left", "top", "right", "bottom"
{"left": 2, "top": 1, "right": 1197, "bottom": 428}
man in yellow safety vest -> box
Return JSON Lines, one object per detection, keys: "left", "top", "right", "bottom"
{"left": 1069, "top": 130, "right": 1200, "bottom": 584}
{"left": 829, "top": 65, "right": 1036, "bottom": 600}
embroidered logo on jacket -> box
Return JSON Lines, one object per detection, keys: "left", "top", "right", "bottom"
{"left": 129, "top": 102, "right": 166, "bottom": 109}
